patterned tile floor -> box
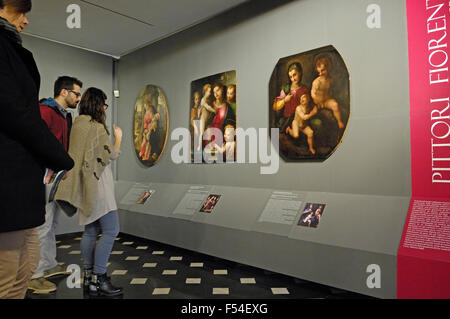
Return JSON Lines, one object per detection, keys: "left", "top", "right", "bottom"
{"left": 26, "top": 232, "right": 373, "bottom": 299}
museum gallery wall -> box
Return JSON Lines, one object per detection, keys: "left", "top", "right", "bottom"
{"left": 117, "top": 0, "right": 410, "bottom": 197}
{"left": 111, "top": 0, "right": 449, "bottom": 298}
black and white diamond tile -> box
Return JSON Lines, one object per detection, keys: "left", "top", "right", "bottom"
{"left": 26, "top": 232, "right": 373, "bottom": 299}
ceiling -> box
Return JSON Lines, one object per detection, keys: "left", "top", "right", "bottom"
{"left": 24, "top": 0, "right": 249, "bottom": 59}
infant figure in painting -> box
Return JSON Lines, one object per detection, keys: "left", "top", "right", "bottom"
{"left": 213, "top": 124, "right": 236, "bottom": 162}
{"left": 302, "top": 211, "right": 314, "bottom": 226}
{"left": 286, "top": 93, "right": 317, "bottom": 155}
{"left": 197, "top": 84, "right": 216, "bottom": 151}
{"left": 311, "top": 57, "right": 345, "bottom": 129}
{"left": 139, "top": 103, "right": 160, "bottom": 161}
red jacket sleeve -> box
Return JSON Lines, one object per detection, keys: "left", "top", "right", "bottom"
{"left": 40, "top": 105, "right": 56, "bottom": 135}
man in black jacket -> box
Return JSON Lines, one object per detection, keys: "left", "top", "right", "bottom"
{"left": 0, "top": 0, "right": 74, "bottom": 299}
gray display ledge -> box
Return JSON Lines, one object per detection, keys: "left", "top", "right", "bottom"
{"left": 115, "top": 180, "right": 410, "bottom": 298}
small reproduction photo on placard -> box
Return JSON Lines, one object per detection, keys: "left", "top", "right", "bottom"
{"left": 136, "top": 189, "right": 154, "bottom": 205}
{"left": 199, "top": 194, "right": 221, "bottom": 213}
{"left": 297, "top": 203, "right": 325, "bottom": 228}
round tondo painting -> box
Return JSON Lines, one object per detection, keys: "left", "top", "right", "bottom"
{"left": 133, "top": 85, "right": 169, "bottom": 167}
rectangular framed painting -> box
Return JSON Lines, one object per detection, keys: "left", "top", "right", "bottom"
{"left": 190, "top": 70, "right": 237, "bottom": 163}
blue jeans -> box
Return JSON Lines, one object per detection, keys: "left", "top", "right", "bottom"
{"left": 81, "top": 210, "right": 119, "bottom": 275}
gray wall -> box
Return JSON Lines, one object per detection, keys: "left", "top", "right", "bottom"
{"left": 22, "top": 34, "right": 114, "bottom": 127}
{"left": 113, "top": 0, "right": 411, "bottom": 297}
{"left": 116, "top": 0, "right": 411, "bottom": 198}
{"left": 22, "top": 35, "right": 114, "bottom": 234}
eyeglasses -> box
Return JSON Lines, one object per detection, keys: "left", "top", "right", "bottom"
{"left": 104, "top": 104, "right": 109, "bottom": 110}
{"left": 67, "top": 89, "right": 81, "bottom": 97}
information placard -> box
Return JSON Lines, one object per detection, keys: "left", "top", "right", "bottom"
{"left": 258, "top": 191, "right": 303, "bottom": 225}
{"left": 172, "top": 186, "right": 211, "bottom": 216}
{"left": 403, "top": 200, "right": 450, "bottom": 252}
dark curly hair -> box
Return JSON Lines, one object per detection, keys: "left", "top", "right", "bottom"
{"left": 78, "top": 87, "right": 109, "bottom": 135}
{"left": 54, "top": 76, "right": 83, "bottom": 98}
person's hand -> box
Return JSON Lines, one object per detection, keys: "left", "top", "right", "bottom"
{"left": 62, "top": 170, "right": 70, "bottom": 180}
{"left": 113, "top": 125, "right": 123, "bottom": 140}
{"left": 285, "top": 94, "right": 293, "bottom": 102}
{"left": 44, "top": 169, "right": 54, "bottom": 184}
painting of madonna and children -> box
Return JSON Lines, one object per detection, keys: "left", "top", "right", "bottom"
{"left": 133, "top": 85, "right": 169, "bottom": 167}
{"left": 269, "top": 45, "right": 350, "bottom": 161}
{"left": 190, "top": 70, "right": 237, "bottom": 163}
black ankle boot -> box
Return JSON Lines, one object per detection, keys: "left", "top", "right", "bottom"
{"left": 83, "top": 269, "right": 93, "bottom": 290}
{"left": 89, "top": 273, "right": 123, "bottom": 297}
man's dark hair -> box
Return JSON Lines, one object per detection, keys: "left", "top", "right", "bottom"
{"left": 0, "top": 0, "right": 32, "bottom": 13}
{"left": 54, "top": 76, "right": 83, "bottom": 98}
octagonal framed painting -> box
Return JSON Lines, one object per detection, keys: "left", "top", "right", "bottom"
{"left": 269, "top": 45, "right": 350, "bottom": 162}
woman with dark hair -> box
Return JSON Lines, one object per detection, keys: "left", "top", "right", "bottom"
{"left": 0, "top": 0, "right": 74, "bottom": 298}
{"left": 273, "top": 62, "right": 311, "bottom": 132}
{"left": 206, "top": 83, "right": 236, "bottom": 149}
{"left": 55, "top": 87, "right": 123, "bottom": 297}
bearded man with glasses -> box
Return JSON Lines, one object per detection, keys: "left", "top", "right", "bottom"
{"left": 27, "top": 76, "right": 83, "bottom": 294}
